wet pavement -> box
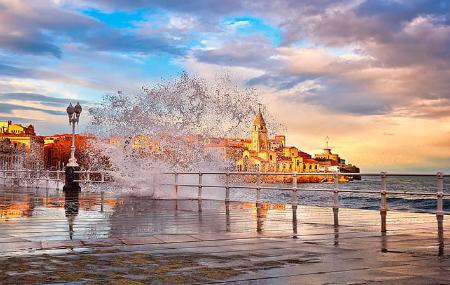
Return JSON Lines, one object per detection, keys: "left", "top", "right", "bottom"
{"left": 0, "top": 187, "right": 448, "bottom": 284}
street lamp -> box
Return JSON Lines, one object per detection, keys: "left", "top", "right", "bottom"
{"left": 66, "top": 102, "right": 82, "bottom": 167}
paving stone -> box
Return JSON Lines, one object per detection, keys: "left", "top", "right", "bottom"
{"left": 120, "top": 236, "right": 165, "bottom": 245}
{"left": 153, "top": 234, "right": 201, "bottom": 243}
{"left": 41, "top": 239, "right": 82, "bottom": 249}
{"left": 81, "top": 238, "right": 124, "bottom": 247}
{"left": 0, "top": 241, "right": 42, "bottom": 252}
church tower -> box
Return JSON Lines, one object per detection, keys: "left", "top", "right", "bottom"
{"left": 251, "top": 105, "right": 269, "bottom": 152}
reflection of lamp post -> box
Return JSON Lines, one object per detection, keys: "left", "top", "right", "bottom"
{"left": 64, "top": 188, "right": 80, "bottom": 240}
{"left": 64, "top": 102, "right": 82, "bottom": 192}
{"left": 66, "top": 102, "right": 82, "bottom": 167}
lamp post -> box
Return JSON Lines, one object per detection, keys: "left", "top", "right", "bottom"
{"left": 64, "top": 102, "right": 82, "bottom": 192}
{"left": 66, "top": 102, "right": 82, "bottom": 167}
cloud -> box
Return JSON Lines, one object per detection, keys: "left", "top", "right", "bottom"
{"left": 393, "top": 98, "right": 450, "bottom": 118}
{"left": 193, "top": 35, "right": 276, "bottom": 69}
{"left": 81, "top": 0, "right": 243, "bottom": 16}
{"left": 0, "top": 0, "right": 95, "bottom": 58}
{"left": 0, "top": 63, "right": 32, "bottom": 77}
{"left": 0, "top": 0, "right": 187, "bottom": 58}
{"left": 0, "top": 93, "right": 89, "bottom": 107}
{"left": 0, "top": 102, "right": 65, "bottom": 116}
{"left": 182, "top": 0, "right": 450, "bottom": 118}
{"left": 0, "top": 0, "right": 449, "bottom": 170}
{"left": 0, "top": 34, "right": 62, "bottom": 58}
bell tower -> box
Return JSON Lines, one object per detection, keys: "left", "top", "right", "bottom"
{"left": 251, "top": 104, "right": 268, "bottom": 152}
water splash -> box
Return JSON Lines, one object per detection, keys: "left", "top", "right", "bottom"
{"left": 87, "top": 72, "right": 281, "bottom": 195}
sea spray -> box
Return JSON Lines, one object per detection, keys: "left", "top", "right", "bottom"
{"left": 87, "top": 72, "right": 281, "bottom": 198}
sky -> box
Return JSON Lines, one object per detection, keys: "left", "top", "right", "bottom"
{"left": 0, "top": 0, "right": 449, "bottom": 172}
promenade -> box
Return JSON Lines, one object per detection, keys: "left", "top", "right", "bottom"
{"left": 0, "top": 188, "right": 448, "bottom": 284}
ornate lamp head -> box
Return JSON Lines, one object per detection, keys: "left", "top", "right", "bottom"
{"left": 74, "top": 102, "right": 82, "bottom": 121}
{"left": 67, "top": 103, "right": 75, "bottom": 122}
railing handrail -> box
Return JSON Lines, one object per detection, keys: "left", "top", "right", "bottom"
{"left": 0, "top": 168, "right": 109, "bottom": 190}
{"left": 160, "top": 182, "right": 450, "bottom": 197}
{"left": 161, "top": 171, "right": 449, "bottom": 177}
{"left": 162, "top": 170, "right": 448, "bottom": 220}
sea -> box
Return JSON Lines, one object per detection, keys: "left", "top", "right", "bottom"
{"left": 219, "top": 175, "right": 450, "bottom": 214}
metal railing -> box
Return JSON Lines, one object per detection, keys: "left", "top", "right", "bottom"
{"left": 161, "top": 171, "right": 448, "bottom": 232}
{"left": 0, "top": 169, "right": 109, "bottom": 190}
{"left": 0, "top": 168, "right": 446, "bottom": 236}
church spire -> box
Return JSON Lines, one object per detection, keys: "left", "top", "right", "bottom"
{"left": 251, "top": 103, "right": 268, "bottom": 152}
{"left": 253, "top": 103, "right": 266, "bottom": 128}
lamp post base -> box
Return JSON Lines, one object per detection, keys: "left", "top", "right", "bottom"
{"left": 63, "top": 166, "right": 81, "bottom": 192}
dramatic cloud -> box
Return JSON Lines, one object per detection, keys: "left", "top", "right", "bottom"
{"left": 0, "top": 102, "right": 65, "bottom": 116}
{"left": 81, "top": 0, "right": 243, "bottom": 16}
{"left": 0, "top": 93, "right": 89, "bottom": 107}
{"left": 0, "top": 0, "right": 185, "bottom": 58}
{"left": 0, "top": 0, "right": 449, "bottom": 170}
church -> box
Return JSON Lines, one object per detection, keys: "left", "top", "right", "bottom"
{"left": 236, "top": 108, "right": 320, "bottom": 173}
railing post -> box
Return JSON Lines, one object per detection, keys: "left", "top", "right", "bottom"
{"left": 56, "top": 170, "right": 60, "bottom": 190}
{"left": 198, "top": 171, "right": 203, "bottom": 212}
{"left": 174, "top": 172, "right": 179, "bottom": 199}
{"left": 292, "top": 172, "right": 298, "bottom": 238}
{"left": 436, "top": 172, "right": 444, "bottom": 218}
{"left": 36, "top": 169, "right": 39, "bottom": 189}
{"left": 256, "top": 170, "right": 261, "bottom": 205}
{"left": 225, "top": 171, "right": 230, "bottom": 203}
{"left": 333, "top": 172, "right": 339, "bottom": 208}
{"left": 292, "top": 172, "right": 298, "bottom": 208}
{"left": 256, "top": 170, "right": 262, "bottom": 232}
{"left": 45, "top": 170, "right": 49, "bottom": 189}
{"left": 436, "top": 172, "right": 445, "bottom": 256}
{"left": 24, "top": 170, "right": 28, "bottom": 188}
{"left": 380, "top": 172, "right": 388, "bottom": 233}
{"left": 333, "top": 172, "right": 339, "bottom": 226}
{"left": 198, "top": 172, "right": 203, "bottom": 201}
{"left": 151, "top": 172, "right": 156, "bottom": 194}
{"left": 100, "top": 191, "right": 104, "bottom": 213}
{"left": 14, "top": 169, "right": 18, "bottom": 188}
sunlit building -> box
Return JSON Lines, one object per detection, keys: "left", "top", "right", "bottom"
{"left": 235, "top": 109, "right": 320, "bottom": 173}
{"left": 0, "top": 121, "right": 45, "bottom": 169}
{"left": 0, "top": 121, "right": 35, "bottom": 136}
{"left": 0, "top": 121, "right": 40, "bottom": 150}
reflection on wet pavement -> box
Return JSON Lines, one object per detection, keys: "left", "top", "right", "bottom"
{"left": 0, "top": 187, "right": 448, "bottom": 284}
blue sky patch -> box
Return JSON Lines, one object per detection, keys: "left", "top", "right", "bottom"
{"left": 223, "top": 16, "right": 282, "bottom": 46}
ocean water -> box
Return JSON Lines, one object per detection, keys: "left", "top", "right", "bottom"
{"left": 195, "top": 175, "right": 450, "bottom": 214}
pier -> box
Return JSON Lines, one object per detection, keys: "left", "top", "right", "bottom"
{"left": 0, "top": 172, "right": 448, "bottom": 284}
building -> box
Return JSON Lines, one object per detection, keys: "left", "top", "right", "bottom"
{"left": 236, "top": 108, "right": 320, "bottom": 173}
{"left": 0, "top": 121, "right": 35, "bottom": 136}
{"left": 313, "top": 138, "right": 360, "bottom": 174}
{"left": 0, "top": 121, "right": 44, "bottom": 169}
{"left": 0, "top": 121, "right": 40, "bottom": 150}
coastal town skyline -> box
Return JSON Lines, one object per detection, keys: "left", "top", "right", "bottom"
{"left": 0, "top": 110, "right": 360, "bottom": 176}
{"left": 0, "top": 1, "right": 449, "bottom": 172}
